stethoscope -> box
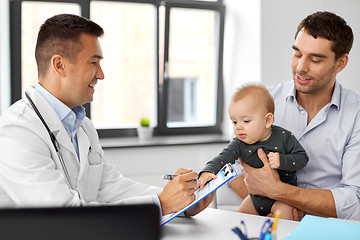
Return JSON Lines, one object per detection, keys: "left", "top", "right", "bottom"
{"left": 25, "top": 92, "right": 73, "bottom": 189}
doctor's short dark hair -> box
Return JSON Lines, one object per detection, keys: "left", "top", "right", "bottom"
{"left": 295, "top": 11, "right": 353, "bottom": 60}
{"left": 35, "top": 14, "right": 104, "bottom": 77}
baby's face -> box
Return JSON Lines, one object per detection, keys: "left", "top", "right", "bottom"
{"left": 228, "top": 96, "right": 271, "bottom": 144}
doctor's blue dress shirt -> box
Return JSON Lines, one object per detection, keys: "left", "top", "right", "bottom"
{"left": 35, "top": 83, "right": 85, "bottom": 159}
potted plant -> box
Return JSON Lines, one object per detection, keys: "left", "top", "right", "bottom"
{"left": 137, "top": 117, "right": 154, "bottom": 141}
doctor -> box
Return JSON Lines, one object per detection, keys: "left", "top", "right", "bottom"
{"left": 0, "top": 14, "right": 213, "bottom": 217}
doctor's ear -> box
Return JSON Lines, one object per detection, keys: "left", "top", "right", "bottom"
{"left": 51, "top": 54, "right": 66, "bottom": 78}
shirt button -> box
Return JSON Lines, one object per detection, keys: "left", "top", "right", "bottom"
{"left": 69, "top": 115, "right": 74, "bottom": 119}
{"left": 301, "top": 110, "right": 306, "bottom": 114}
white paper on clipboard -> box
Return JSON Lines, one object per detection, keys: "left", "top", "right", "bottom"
{"left": 160, "top": 163, "right": 238, "bottom": 226}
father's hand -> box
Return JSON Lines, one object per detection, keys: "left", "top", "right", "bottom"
{"left": 241, "top": 148, "right": 281, "bottom": 197}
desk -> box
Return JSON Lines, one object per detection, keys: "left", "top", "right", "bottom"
{"left": 161, "top": 208, "right": 299, "bottom": 240}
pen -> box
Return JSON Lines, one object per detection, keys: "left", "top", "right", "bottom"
{"left": 162, "top": 174, "right": 177, "bottom": 180}
{"left": 240, "top": 220, "right": 248, "bottom": 239}
{"left": 162, "top": 174, "right": 198, "bottom": 182}
{"left": 259, "top": 219, "right": 272, "bottom": 240}
{"left": 271, "top": 211, "right": 280, "bottom": 233}
{"left": 231, "top": 227, "right": 248, "bottom": 240}
{"left": 263, "top": 232, "right": 272, "bottom": 240}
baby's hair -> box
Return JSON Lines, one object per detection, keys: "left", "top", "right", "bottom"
{"left": 232, "top": 84, "right": 275, "bottom": 114}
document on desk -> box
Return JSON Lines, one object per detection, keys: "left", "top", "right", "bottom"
{"left": 160, "top": 163, "right": 238, "bottom": 226}
{"left": 283, "top": 214, "right": 360, "bottom": 239}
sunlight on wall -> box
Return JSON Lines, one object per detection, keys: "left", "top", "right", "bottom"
{"left": 0, "top": 0, "right": 11, "bottom": 114}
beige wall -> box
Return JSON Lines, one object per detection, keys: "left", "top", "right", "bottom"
{"left": 103, "top": 143, "right": 227, "bottom": 188}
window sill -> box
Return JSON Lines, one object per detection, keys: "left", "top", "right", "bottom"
{"left": 100, "top": 134, "right": 230, "bottom": 149}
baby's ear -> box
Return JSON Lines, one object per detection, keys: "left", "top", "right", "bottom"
{"left": 265, "top": 113, "right": 274, "bottom": 128}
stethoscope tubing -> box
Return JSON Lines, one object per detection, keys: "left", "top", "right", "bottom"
{"left": 25, "top": 92, "right": 73, "bottom": 189}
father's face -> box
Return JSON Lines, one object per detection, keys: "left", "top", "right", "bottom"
{"left": 291, "top": 29, "right": 337, "bottom": 95}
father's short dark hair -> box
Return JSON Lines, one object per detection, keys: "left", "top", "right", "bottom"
{"left": 35, "top": 14, "right": 104, "bottom": 77}
{"left": 295, "top": 11, "right": 353, "bottom": 60}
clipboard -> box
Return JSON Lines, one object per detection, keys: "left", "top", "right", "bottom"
{"left": 161, "top": 163, "right": 238, "bottom": 225}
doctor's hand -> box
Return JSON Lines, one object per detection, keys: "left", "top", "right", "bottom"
{"left": 241, "top": 148, "right": 281, "bottom": 198}
{"left": 184, "top": 191, "right": 215, "bottom": 217}
{"left": 158, "top": 168, "right": 198, "bottom": 216}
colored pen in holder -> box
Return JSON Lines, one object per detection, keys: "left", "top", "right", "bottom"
{"left": 232, "top": 212, "right": 280, "bottom": 240}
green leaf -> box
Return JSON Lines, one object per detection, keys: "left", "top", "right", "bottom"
{"left": 140, "top": 118, "right": 150, "bottom": 127}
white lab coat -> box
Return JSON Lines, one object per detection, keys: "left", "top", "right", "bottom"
{"left": 0, "top": 86, "right": 161, "bottom": 207}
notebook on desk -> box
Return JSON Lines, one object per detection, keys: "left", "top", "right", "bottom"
{"left": 0, "top": 204, "right": 160, "bottom": 240}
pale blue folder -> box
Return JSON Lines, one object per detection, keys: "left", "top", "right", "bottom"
{"left": 284, "top": 214, "right": 360, "bottom": 239}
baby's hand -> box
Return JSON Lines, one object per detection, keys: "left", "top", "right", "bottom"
{"left": 267, "top": 152, "right": 280, "bottom": 169}
{"left": 198, "top": 172, "right": 217, "bottom": 189}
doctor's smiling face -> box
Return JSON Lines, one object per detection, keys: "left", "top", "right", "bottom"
{"left": 35, "top": 14, "right": 104, "bottom": 109}
{"left": 59, "top": 33, "right": 105, "bottom": 109}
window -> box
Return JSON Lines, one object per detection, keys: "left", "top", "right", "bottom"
{"left": 90, "top": 1, "right": 157, "bottom": 133}
{"left": 165, "top": 6, "right": 219, "bottom": 129}
{"left": 10, "top": 0, "right": 225, "bottom": 137}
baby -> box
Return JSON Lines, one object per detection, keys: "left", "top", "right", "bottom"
{"left": 198, "top": 84, "right": 309, "bottom": 219}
